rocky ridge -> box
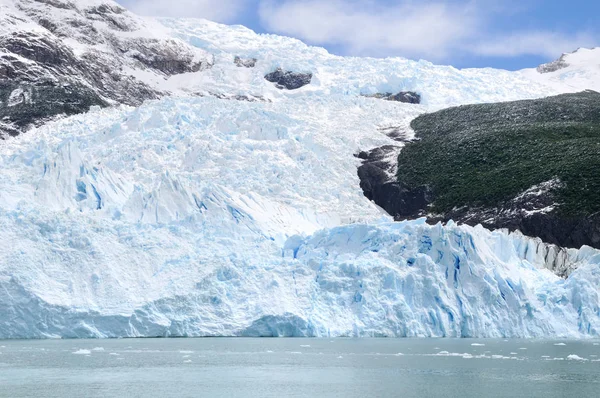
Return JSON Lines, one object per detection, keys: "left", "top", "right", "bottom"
{"left": 0, "top": 0, "right": 212, "bottom": 137}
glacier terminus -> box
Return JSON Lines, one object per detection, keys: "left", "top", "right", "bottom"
{"left": 1, "top": 0, "right": 600, "bottom": 339}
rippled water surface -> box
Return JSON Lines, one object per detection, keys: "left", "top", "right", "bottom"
{"left": 1, "top": 338, "right": 599, "bottom": 397}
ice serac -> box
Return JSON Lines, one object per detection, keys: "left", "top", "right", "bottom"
{"left": 1, "top": 5, "right": 600, "bottom": 338}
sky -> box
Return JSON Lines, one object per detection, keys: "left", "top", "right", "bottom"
{"left": 117, "top": 0, "right": 599, "bottom": 70}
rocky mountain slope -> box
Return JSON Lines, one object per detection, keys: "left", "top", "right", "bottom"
{"left": 360, "top": 91, "right": 600, "bottom": 255}
{"left": 0, "top": 0, "right": 212, "bottom": 137}
{"left": 1, "top": 1, "right": 600, "bottom": 338}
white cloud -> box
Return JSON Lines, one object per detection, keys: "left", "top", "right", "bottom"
{"left": 121, "top": 0, "right": 247, "bottom": 22}
{"left": 257, "top": 0, "right": 597, "bottom": 62}
{"left": 258, "top": 0, "right": 480, "bottom": 60}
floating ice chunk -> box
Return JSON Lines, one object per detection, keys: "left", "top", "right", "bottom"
{"left": 567, "top": 355, "right": 588, "bottom": 361}
{"left": 471, "top": 343, "right": 485, "bottom": 347}
{"left": 72, "top": 349, "right": 91, "bottom": 355}
{"left": 300, "top": 345, "right": 311, "bottom": 348}
{"left": 109, "top": 353, "right": 120, "bottom": 356}
{"left": 435, "top": 352, "right": 471, "bottom": 357}
{"left": 92, "top": 347, "right": 105, "bottom": 352}
{"left": 179, "top": 350, "right": 194, "bottom": 354}
{"left": 184, "top": 360, "right": 192, "bottom": 363}
{"left": 394, "top": 353, "right": 404, "bottom": 356}
{"left": 554, "top": 343, "right": 566, "bottom": 346}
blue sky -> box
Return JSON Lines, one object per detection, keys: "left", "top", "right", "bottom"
{"left": 118, "top": 0, "right": 599, "bottom": 70}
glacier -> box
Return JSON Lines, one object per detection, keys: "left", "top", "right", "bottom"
{"left": 1, "top": 9, "right": 600, "bottom": 338}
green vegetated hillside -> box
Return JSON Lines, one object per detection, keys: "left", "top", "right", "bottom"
{"left": 397, "top": 91, "right": 600, "bottom": 216}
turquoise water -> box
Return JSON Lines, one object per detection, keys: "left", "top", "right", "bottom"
{"left": 0, "top": 338, "right": 598, "bottom": 397}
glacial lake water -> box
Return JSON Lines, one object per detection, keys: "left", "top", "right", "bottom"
{"left": 0, "top": 338, "right": 599, "bottom": 397}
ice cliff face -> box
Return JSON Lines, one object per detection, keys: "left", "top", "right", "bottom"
{"left": 1, "top": 2, "right": 600, "bottom": 338}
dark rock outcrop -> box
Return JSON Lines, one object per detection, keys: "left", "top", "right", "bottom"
{"left": 0, "top": 81, "right": 109, "bottom": 133}
{"left": 357, "top": 145, "right": 432, "bottom": 220}
{"left": 537, "top": 54, "right": 569, "bottom": 74}
{"left": 365, "top": 91, "right": 421, "bottom": 104}
{"left": 234, "top": 56, "right": 257, "bottom": 68}
{"left": 437, "top": 205, "right": 600, "bottom": 253}
{"left": 264, "top": 68, "right": 312, "bottom": 90}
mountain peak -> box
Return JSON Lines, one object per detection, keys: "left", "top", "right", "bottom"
{"left": 0, "top": 0, "right": 212, "bottom": 137}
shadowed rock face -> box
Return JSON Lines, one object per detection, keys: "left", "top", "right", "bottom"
{"left": 0, "top": 0, "right": 212, "bottom": 138}
{"left": 234, "top": 56, "right": 256, "bottom": 68}
{"left": 365, "top": 91, "right": 421, "bottom": 104}
{"left": 0, "top": 81, "right": 109, "bottom": 134}
{"left": 264, "top": 68, "right": 312, "bottom": 90}
{"left": 357, "top": 145, "right": 432, "bottom": 221}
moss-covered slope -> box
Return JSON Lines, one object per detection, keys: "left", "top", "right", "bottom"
{"left": 399, "top": 91, "right": 600, "bottom": 216}
{"left": 384, "top": 91, "right": 600, "bottom": 248}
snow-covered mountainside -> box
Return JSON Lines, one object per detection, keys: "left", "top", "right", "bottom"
{"left": 1, "top": 1, "right": 600, "bottom": 338}
{"left": 522, "top": 47, "right": 600, "bottom": 93}
{"left": 0, "top": 0, "right": 212, "bottom": 136}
